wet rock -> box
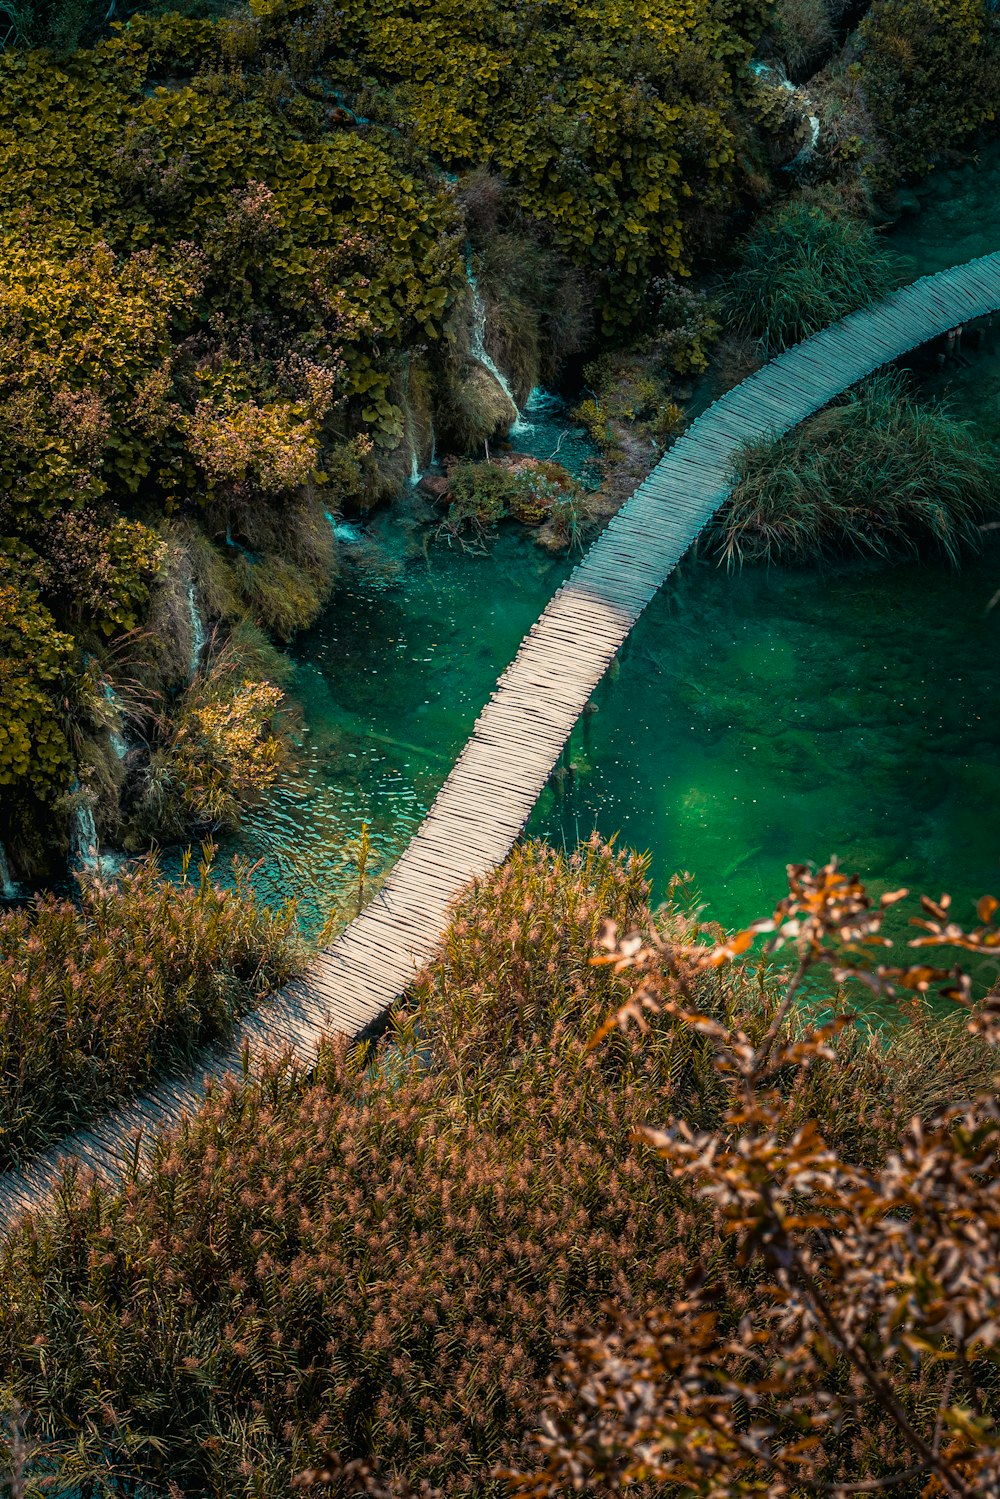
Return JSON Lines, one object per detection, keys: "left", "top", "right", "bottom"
{"left": 418, "top": 473, "right": 450, "bottom": 501}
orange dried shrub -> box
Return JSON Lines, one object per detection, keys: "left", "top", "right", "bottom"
{"left": 2, "top": 843, "right": 993, "bottom": 1499}
{"left": 510, "top": 861, "right": 1000, "bottom": 1499}
{"left": 0, "top": 842, "right": 733, "bottom": 1496}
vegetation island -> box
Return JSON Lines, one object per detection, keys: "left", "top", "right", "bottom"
{"left": 2, "top": 0, "right": 1000, "bottom": 1492}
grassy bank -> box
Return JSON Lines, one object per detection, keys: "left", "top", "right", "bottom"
{"left": 713, "top": 372, "right": 1000, "bottom": 566}
{"left": 0, "top": 856, "right": 299, "bottom": 1169}
{"left": 0, "top": 840, "right": 993, "bottom": 1496}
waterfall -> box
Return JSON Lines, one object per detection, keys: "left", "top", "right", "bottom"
{"left": 409, "top": 445, "right": 422, "bottom": 486}
{"left": 71, "top": 787, "right": 100, "bottom": 870}
{"left": 102, "top": 677, "right": 129, "bottom": 760}
{"left": 465, "top": 252, "right": 531, "bottom": 434}
{"left": 325, "top": 511, "right": 364, "bottom": 545}
{"left": 0, "top": 841, "right": 16, "bottom": 899}
{"left": 70, "top": 786, "right": 121, "bottom": 875}
{"left": 187, "top": 577, "right": 206, "bottom": 680}
{"left": 751, "top": 59, "right": 820, "bottom": 169}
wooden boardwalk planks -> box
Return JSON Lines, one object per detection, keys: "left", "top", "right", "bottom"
{"left": 2, "top": 253, "right": 999, "bottom": 1236}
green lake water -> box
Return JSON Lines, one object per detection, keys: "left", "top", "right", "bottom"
{"left": 202, "top": 526, "right": 569, "bottom": 930}
{"left": 216, "top": 141, "right": 1000, "bottom": 964}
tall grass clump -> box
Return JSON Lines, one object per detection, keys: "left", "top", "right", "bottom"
{"left": 0, "top": 839, "right": 994, "bottom": 1497}
{"left": 722, "top": 202, "right": 901, "bottom": 355}
{"left": 713, "top": 372, "right": 1000, "bottom": 566}
{"left": 0, "top": 853, "right": 299, "bottom": 1168}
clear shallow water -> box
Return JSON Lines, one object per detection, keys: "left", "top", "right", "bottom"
{"left": 527, "top": 549, "right": 1000, "bottom": 949}
{"left": 204, "top": 141, "right": 1000, "bottom": 964}
{"left": 188, "top": 528, "right": 568, "bottom": 932}
{"left": 509, "top": 387, "right": 604, "bottom": 484}
{"left": 892, "top": 137, "right": 1000, "bottom": 446}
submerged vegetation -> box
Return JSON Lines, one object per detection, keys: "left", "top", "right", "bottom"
{"left": 715, "top": 373, "right": 1000, "bottom": 565}
{"left": 0, "top": 843, "right": 996, "bottom": 1495}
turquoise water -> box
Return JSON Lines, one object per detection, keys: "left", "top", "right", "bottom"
{"left": 525, "top": 141, "right": 1000, "bottom": 946}
{"left": 201, "top": 526, "right": 568, "bottom": 930}
{"left": 214, "top": 140, "right": 1000, "bottom": 962}
{"left": 527, "top": 549, "right": 1000, "bottom": 945}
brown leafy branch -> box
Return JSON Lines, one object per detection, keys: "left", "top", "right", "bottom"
{"left": 505, "top": 861, "right": 1000, "bottom": 1498}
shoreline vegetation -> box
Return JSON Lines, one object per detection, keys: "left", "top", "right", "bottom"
{"left": 1, "top": 841, "right": 999, "bottom": 1495}
{"left": 0, "top": 852, "right": 301, "bottom": 1171}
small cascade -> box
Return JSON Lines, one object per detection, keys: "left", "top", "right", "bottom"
{"left": 409, "top": 444, "right": 422, "bottom": 487}
{"left": 751, "top": 59, "right": 820, "bottom": 169}
{"left": 71, "top": 788, "right": 99, "bottom": 870}
{"left": 465, "top": 252, "right": 532, "bottom": 435}
{"left": 187, "top": 576, "right": 206, "bottom": 680}
{"left": 325, "top": 511, "right": 364, "bottom": 545}
{"left": 70, "top": 786, "right": 121, "bottom": 876}
{"left": 0, "top": 841, "right": 17, "bottom": 899}
{"left": 102, "top": 677, "right": 129, "bottom": 760}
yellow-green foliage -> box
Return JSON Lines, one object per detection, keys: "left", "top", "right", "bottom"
{"left": 0, "top": 0, "right": 771, "bottom": 859}
{"left": 132, "top": 674, "right": 288, "bottom": 838}
{"left": 576, "top": 355, "right": 685, "bottom": 454}
{"left": 0, "top": 35, "right": 461, "bottom": 454}
{"left": 0, "top": 561, "right": 77, "bottom": 800}
{"left": 0, "top": 234, "right": 201, "bottom": 520}
{"left": 49, "top": 514, "right": 167, "bottom": 636}
{"left": 169, "top": 679, "right": 285, "bottom": 827}
{"left": 0, "top": 18, "right": 460, "bottom": 847}
{"left": 287, "top": 0, "right": 771, "bottom": 325}
{"left": 858, "top": 0, "right": 1000, "bottom": 176}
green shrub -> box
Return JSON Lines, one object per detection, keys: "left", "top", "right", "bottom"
{"left": 0, "top": 841, "right": 992, "bottom": 1497}
{"left": 714, "top": 372, "right": 1000, "bottom": 565}
{"left": 444, "top": 460, "right": 584, "bottom": 536}
{"left": 721, "top": 201, "right": 901, "bottom": 354}
{"left": 129, "top": 664, "right": 289, "bottom": 840}
{"left": 0, "top": 559, "right": 77, "bottom": 805}
{"left": 858, "top": 0, "right": 1000, "bottom": 177}
{"left": 0, "top": 853, "right": 299, "bottom": 1167}
{"left": 770, "top": 0, "right": 834, "bottom": 75}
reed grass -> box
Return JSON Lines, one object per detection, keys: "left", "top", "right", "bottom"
{"left": 0, "top": 840, "right": 993, "bottom": 1497}
{"left": 713, "top": 372, "right": 1000, "bottom": 566}
{"left": 722, "top": 201, "right": 901, "bottom": 355}
{"left": 0, "top": 853, "right": 300, "bottom": 1169}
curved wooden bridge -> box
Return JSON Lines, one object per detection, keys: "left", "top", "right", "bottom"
{"left": 2, "top": 252, "right": 1000, "bottom": 1234}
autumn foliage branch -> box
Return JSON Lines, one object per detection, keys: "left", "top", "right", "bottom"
{"left": 503, "top": 861, "right": 1000, "bottom": 1499}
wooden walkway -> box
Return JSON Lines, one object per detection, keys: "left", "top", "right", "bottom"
{"left": 2, "top": 252, "right": 1000, "bottom": 1234}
